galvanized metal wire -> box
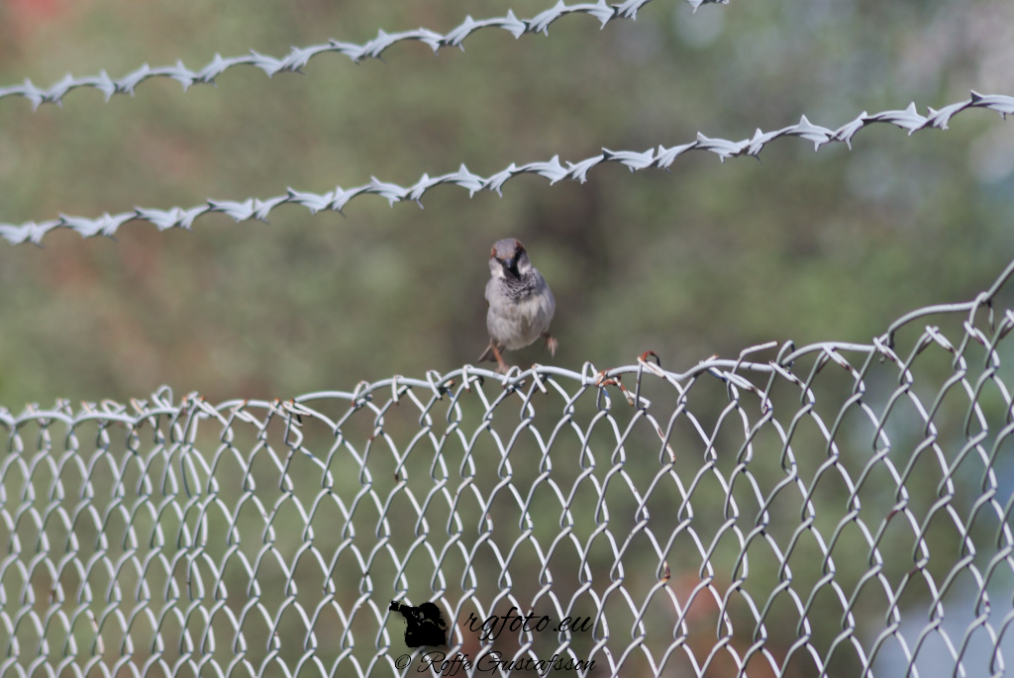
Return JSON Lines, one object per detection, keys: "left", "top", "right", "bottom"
{"left": 0, "top": 0, "right": 726, "bottom": 110}
{"left": 4, "top": 257, "right": 1014, "bottom": 677}
{"left": 1, "top": 91, "right": 1011, "bottom": 246}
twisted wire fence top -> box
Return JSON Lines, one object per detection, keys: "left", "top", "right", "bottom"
{"left": 1, "top": 91, "right": 1011, "bottom": 246}
{"left": 4, "top": 257, "right": 1014, "bottom": 677}
{"left": 0, "top": 0, "right": 726, "bottom": 110}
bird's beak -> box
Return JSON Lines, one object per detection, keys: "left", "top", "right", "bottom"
{"left": 501, "top": 256, "right": 518, "bottom": 275}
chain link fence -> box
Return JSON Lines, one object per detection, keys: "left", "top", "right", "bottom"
{"left": 4, "top": 258, "right": 1014, "bottom": 677}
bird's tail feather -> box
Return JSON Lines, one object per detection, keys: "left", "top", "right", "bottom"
{"left": 477, "top": 341, "right": 497, "bottom": 363}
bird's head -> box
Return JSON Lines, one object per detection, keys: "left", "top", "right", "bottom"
{"left": 489, "top": 238, "right": 531, "bottom": 279}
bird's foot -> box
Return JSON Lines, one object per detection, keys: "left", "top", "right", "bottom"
{"left": 544, "top": 334, "right": 558, "bottom": 358}
{"left": 492, "top": 344, "right": 511, "bottom": 374}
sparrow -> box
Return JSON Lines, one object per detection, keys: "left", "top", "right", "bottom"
{"left": 478, "top": 238, "right": 557, "bottom": 374}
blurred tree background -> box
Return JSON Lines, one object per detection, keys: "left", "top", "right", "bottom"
{"left": 2, "top": 1, "right": 1014, "bottom": 676}
{"left": 0, "top": 0, "right": 1012, "bottom": 405}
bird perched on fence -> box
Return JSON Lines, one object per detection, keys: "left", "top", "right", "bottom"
{"left": 478, "top": 238, "right": 557, "bottom": 374}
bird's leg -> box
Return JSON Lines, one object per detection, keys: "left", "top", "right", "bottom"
{"left": 543, "top": 333, "right": 558, "bottom": 358}
{"left": 491, "top": 344, "right": 510, "bottom": 374}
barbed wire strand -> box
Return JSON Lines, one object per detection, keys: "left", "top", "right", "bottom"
{"left": 1, "top": 92, "right": 1010, "bottom": 246}
{"left": 0, "top": 0, "right": 726, "bottom": 110}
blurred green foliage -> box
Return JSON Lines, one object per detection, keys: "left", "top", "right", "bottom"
{"left": 0, "top": 0, "right": 1012, "bottom": 406}
{"left": 1, "top": 2, "right": 1014, "bottom": 673}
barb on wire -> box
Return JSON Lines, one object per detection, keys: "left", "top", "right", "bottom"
{"left": 0, "top": 0, "right": 727, "bottom": 109}
{"left": 1, "top": 92, "right": 1010, "bottom": 246}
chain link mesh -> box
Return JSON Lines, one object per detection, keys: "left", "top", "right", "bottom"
{"left": 4, "top": 259, "right": 1014, "bottom": 677}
